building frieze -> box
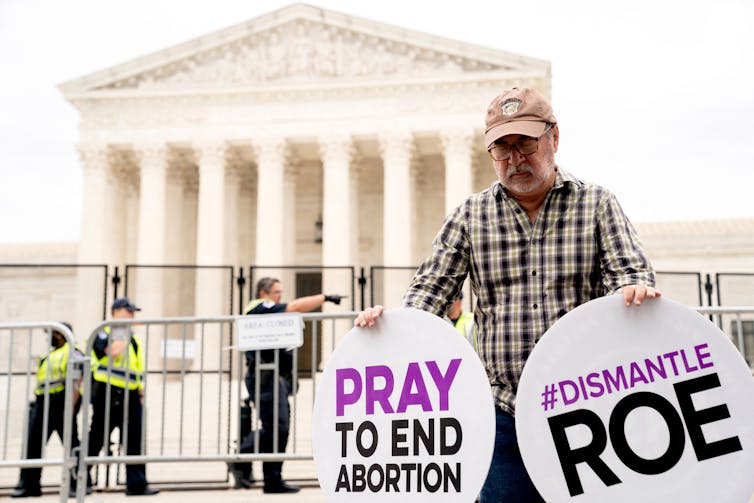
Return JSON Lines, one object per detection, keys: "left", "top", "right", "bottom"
{"left": 94, "top": 20, "right": 515, "bottom": 92}
{"left": 59, "top": 4, "right": 549, "bottom": 98}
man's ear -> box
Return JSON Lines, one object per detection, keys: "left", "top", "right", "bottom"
{"left": 551, "top": 124, "right": 560, "bottom": 153}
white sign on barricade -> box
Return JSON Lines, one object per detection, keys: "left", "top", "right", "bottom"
{"left": 516, "top": 296, "right": 754, "bottom": 502}
{"left": 235, "top": 313, "right": 304, "bottom": 351}
{"left": 160, "top": 339, "right": 197, "bottom": 359}
{"left": 312, "top": 308, "right": 495, "bottom": 502}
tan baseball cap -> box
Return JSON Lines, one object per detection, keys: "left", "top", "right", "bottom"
{"left": 484, "top": 87, "right": 557, "bottom": 148}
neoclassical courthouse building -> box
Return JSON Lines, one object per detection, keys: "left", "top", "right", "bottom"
{"left": 2, "top": 4, "right": 753, "bottom": 357}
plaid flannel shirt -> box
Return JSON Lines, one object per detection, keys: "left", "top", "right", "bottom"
{"left": 403, "top": 168, "right": 655, "bottom": 415}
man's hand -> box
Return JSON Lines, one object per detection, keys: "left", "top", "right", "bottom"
{"left": 354, "top": 305, "right": 385, "bottom": 327}
{"left": 108, "top": 339, "right": 126, "bottom": 357}
{"left": 622, "top": 285, "right": 662, "bottom": 307}
{"left": 324, "top": 294, "right": 343, "bottom": 305}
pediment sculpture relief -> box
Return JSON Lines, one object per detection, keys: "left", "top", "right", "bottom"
{"left": 99, "top": 20, "right": 505, "bottom": 90}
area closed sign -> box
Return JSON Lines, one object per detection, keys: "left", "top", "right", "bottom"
{"left": 516, "top": 296, "right": 754, "bottom": 502}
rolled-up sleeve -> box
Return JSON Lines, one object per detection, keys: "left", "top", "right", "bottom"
{"left": 597, "top": 191, "right": 655, "bottom": 294}
{"left": 403, "top": 204, "right": 471, "bottom": 316}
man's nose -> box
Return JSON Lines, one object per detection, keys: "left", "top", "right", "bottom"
{"left": 508, "top": 148, "right": 526, "bottom": 166}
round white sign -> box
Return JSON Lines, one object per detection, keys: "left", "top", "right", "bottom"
{"left": 312, "top": 308, "right": 495, "bottom": 502}
{"left": 516, "top": 296, "right": 754, "bottom": 502}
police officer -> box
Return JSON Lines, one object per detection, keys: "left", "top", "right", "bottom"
{"left": 234, "top": 277, "right": 342, "bottom": 494}
{"left": 446, "top": 291, "right": 476, "bottom": 348}
{"left": 86, "top": 297, "right": 159, "bottom": 496}
{"left": 12, "top": 323, "right": 83, "bottom": 498}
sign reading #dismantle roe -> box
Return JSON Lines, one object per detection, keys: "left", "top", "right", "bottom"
{"left": 312, "top": 308, "right": 494, "bottom": 502}
{"left": 517, "top": 296, "right": 754, "bottom": 502}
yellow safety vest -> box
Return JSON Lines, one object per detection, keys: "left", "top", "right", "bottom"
{"left": 453, "top": 311, "right": 476, "bottom": 349}
{"left": 91, "top": 326, "right": 145, "bottom": 391}
{"left": 35, "top": 343, "right": 73, "bottom": 396}
{"left": 243, "top": 298, "right": 265, "bottom": 314}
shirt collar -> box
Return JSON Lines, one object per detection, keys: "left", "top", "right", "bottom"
{"left": 492, "top": 166, "right": 581, "bottom": 199}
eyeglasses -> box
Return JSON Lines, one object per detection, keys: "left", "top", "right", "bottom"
{"left": 487, "top": 124, "right": 553, "bottom": 161}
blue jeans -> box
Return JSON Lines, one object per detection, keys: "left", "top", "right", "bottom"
{"left": 479, "top": 408, "right": 544, "bottom": 503}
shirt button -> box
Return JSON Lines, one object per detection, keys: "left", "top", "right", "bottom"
{"left": 531, "top": 270, "right": 537, "bottom": 276}
{"left": 533, "top": 303, "right": 538, "bottom": 309}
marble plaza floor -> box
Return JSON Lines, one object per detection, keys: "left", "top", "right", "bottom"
{"left": 1, "top": 482, "right": 327, "bottom": 502}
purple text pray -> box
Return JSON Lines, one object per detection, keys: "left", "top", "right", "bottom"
{"left": 335, "top": 359, "right": 462, "bottom": 417}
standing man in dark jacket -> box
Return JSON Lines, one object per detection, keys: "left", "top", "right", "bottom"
{"left": 234, "top": 277, "right": 341, "bottom": 494}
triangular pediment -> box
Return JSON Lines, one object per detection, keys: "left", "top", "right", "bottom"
{"left": 59, "top": 3, "right": 549, "bottom": 95}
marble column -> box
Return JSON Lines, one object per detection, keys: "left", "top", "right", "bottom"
{"left": 224, "top": 154, "right": 243, "bottom": 271}
{"left": 281, "top": 162, "right": 298, "bottom": 293}
{"left": 238, "top": 170, "right": 257, "bottom": 269}
{"left": 135, "top": 144, "right": 168, "bottom": 318}
{"left": 77, "top": 145, "right": 110, "bottom": 264}
{"left": 193, "top": 142, "right": 228, "bottom": 370}
{"left": 164, "top": 164, "right": 186, "bottom": 318}
{"left": 195, "top": 142, "right": 227, "bottom": 270}
{"left": 106, "top": 152, "right": 134, "bottom": 267}
{"left": 252, "top": 138, "right": 287, "bottom": 287}
{"left": 379, "top": 132, "right": 414, "bottom": 308}
{"left": 319, "top": 135, "right": 355, "bottom": 357}
{"left": 320, "top": 134, "right": 354, "bottom": 268}
{"left": 441, "top": 129, "right": 475, "bottom": 215}
{"left": 75, "top": 144, "right": 111, "bottom": 336}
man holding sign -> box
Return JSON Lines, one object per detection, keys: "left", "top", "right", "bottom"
{"left": 355, "top": 87, "right": 660, "bottom": 502}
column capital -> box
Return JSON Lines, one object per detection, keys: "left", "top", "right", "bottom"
{"left": 318, "top": 134, "right": 354, "bottom": 167}
{"left": 378, "top": 132, "right": 415, "bottom": 165}
{"left": 133, "top": 144, "right": 169, "bottom": 175}
{"left": 193, "top": 141, "right": 228, "bottom": 167}
{"left": 251, "top": 137, "right": 288, "bottom": 168}
{"left": 442, "top": 129, "right": 476, "bottom": 214}
{"left": 440, "top": 128, "right": 476, "bottom": 160}
{"left": 76, "top": 143, "right": 109, "bottom": 174}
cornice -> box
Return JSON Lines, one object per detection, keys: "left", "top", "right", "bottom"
{"left": 64, "top": 71, "right": 544, "bottom": 103}
{"left": 58, "top": 4, "right": 549, "bottom": 97}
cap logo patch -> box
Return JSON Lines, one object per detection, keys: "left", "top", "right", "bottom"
{"left": 501, "top": 99, "right": 521, "bottom": 116}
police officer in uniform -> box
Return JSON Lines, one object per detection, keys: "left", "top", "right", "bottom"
{"left": 446, "top": 291, "right": 476, "bottom": 348}
{"left": 12, "top": 323, "right": 83, "bottom": 498}
{"left": 86, "top": 297, "right": 159, "bottom": 496}
{"left": 233, "top": 277, "right": 342, "bottom": 494}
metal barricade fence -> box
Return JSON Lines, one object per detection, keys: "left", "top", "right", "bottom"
{"left": 0, "top": 322, "right": 81, "bottom": 503}
{"left": 696, "top": 307, "right": 754, "bottom": 369}
{"left": 72, "top": 311, "right": 357, "bottom": 501}
{"left": 4, "top": 308, "right": 751, "bottom": 500}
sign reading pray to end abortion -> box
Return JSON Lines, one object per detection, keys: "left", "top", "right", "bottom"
{"left": 516, "top": 296, "right": 754, "bottom": 502}
{"left": 312, "top": 308, "right": 494, "bottom": 502}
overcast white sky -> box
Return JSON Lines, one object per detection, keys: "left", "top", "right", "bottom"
{"left": 1, "top": 0, "right": 753, "bottom": 244}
